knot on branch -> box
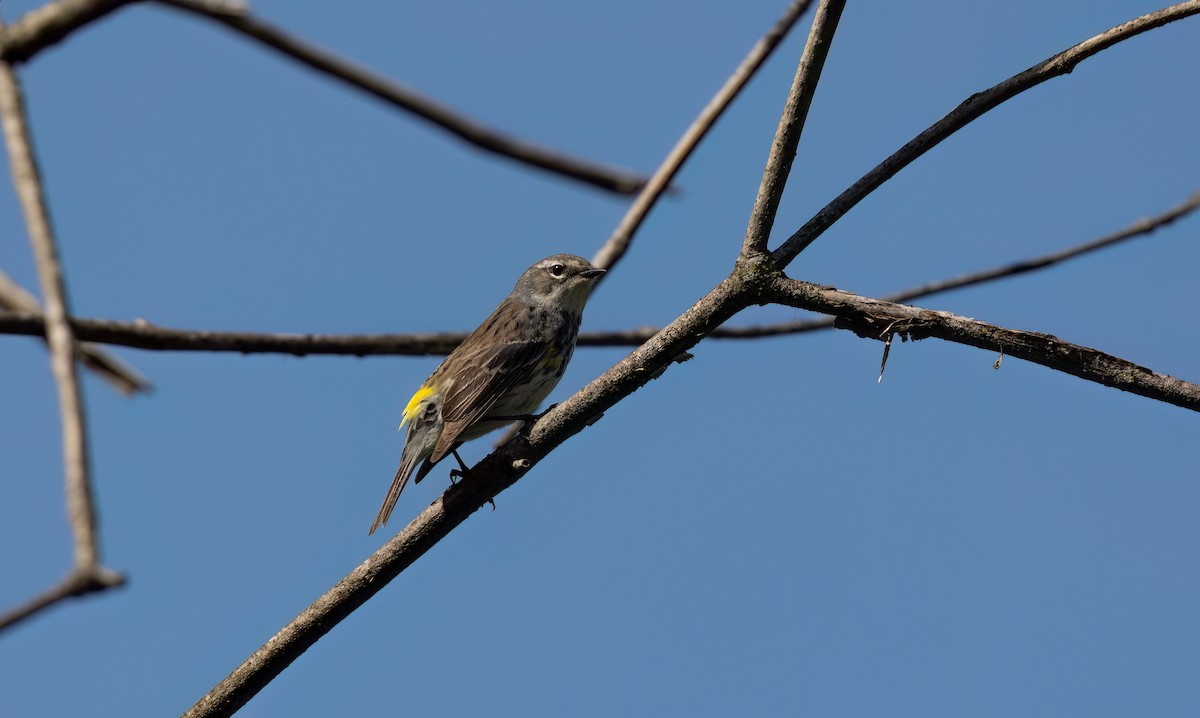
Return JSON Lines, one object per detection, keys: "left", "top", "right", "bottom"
{"left": 64, "top": 565, "right": 126, "bottom": 596}
{"left": 833, "top": 311, "right": 928, "bottom": 343}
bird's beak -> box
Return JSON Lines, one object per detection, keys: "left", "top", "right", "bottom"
{"left": 580, "top": 268, "right": 606, "bottom": 279}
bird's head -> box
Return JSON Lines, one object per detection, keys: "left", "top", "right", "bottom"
{"left": 513, "top": 254, "right": 605, "bottom": 315}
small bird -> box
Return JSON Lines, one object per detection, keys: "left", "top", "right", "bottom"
{"left": 370, "top": 254, "right": 605, "bottom": 534}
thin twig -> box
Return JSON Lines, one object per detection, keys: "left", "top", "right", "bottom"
{"left": 591, "top": 0, "right": 817, "bottom": 273}
{"left": 767, "top": 276, "right": 1200, "bottom": 410}
{"left": 152, "top": 0, "right": 650, "bottom": 196}
{"left": 0, "top": 0, "right": 140, "bottom": 64}
{"left": 0, "top": 58, "right": 122, "bottom": 619}
{"left": 770, "top": 0, "right": 1200, "bottom": 266}
{"left": 0, "top": 267, "right": 150, "bottom": 394}
{"left": 741, "top": 0, "right": 845, "bottom": 259}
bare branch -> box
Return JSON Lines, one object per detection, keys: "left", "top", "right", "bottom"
{"left": 0, "top": 0, "right": 140, "bottom": 64}
{"left": 0, "top": 268, "right": 150, "bottom": 394}
{"left": 0, "top": 311, "right": 715, "bottom": 352}
{"left": 0, "top": 61, "right": 120, "bottom": 584}
{"left": 591, "top": 0, "right": 817, "bottom": 273}
{"left": 152, "top": 0, "right": 651, "bottom": 196}
{"left": 741, "top": 0, "right": 845, "bottom": 259}
{"left": 183, "top": 273, "right": 752, "bottom": 717}
{"left": 0, "top": 313, "right": 468, "bottom": 355}
{"left": 0, "top": 311, "right": 700, "bottom": 352}
{"left": 767, "top": 276, "right": 1200, "bottom": 411}
{"left": 771, "top": 0, "right": 1200, "bottom": 266}
{"left": 0, "top": 565, "right": 124, "bottom": 633}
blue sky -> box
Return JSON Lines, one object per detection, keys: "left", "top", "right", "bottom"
{"left": 2, "top": 1, "right": 1199, "bottom": 715}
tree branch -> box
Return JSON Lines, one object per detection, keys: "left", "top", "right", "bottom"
{"left": 741, "top": 0, "right": 844, "bottom": 259}
{"left": 0, "top": 0, "right": 140, "bottom": 64}
{"left": 770, "top": 0, "right": 1200, "bottom": 266}
{"left": 182, "top": 274, "right": 755, "bottom": 718}
{"left": 591, "top": 0, "right": 817, "bottom": 273}
{"left": 0, "top": 57, "right": 122, "bottom": 625}
{"left": 0, "top": 311, "right": 759, "bottom": 351}
{"left": 0, "top": 565, "right": 124, "bottom": 633}
{"left": 0, "top": 268, "right": 151, "bottom": 394}
{"left": 152, "top": 0, "right": 651, "bottom": 195}
{"left": 0, "top": 314, "right": 469, "bottom": 355}
{"left": 767, "top": 276, "right": 1200, "bottom": 411}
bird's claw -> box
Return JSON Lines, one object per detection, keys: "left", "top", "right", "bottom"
{"left": 518, "top": 403, "right": 559, "bottom": 436}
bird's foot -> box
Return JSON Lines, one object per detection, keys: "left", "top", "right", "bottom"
{"left": 517, "top": 404, "right": 558, "bottom": 436}
{"left": 449, "top": 449, "right": 471, "bottom": 484}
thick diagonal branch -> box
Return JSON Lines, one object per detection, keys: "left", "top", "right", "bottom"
{"left": 771, "top": 0, "right": 1200, "bottom": 266}
{"left": 181, "top": 274, "right": 753, "bottom": 718}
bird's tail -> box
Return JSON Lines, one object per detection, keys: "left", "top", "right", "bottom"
{"left": 369, "top": 448, "right": 423, "bottom": 535}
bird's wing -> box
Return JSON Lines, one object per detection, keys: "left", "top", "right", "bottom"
{"left": 431, "top": 340, "right": 545, "bottom": 461}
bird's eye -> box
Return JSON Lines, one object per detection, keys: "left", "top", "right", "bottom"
{"left": 548, "top": 264, "right": 566, "bottom": 277}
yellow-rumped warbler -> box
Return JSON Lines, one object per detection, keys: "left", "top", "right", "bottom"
{"left": 370, "top": 254, "right": 605, "bottom": 534}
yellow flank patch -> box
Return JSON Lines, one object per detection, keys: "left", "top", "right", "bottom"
{"left": 400, "top": 384, "right": 436, "bottom": 428}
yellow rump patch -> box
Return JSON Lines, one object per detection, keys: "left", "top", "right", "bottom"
{"left": 400, "top": 384, "right": 436, "bottom": 429}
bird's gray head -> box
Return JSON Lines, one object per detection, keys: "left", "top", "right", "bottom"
{"left": 512, "top": 254, "right": 605, "bottom": 314}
